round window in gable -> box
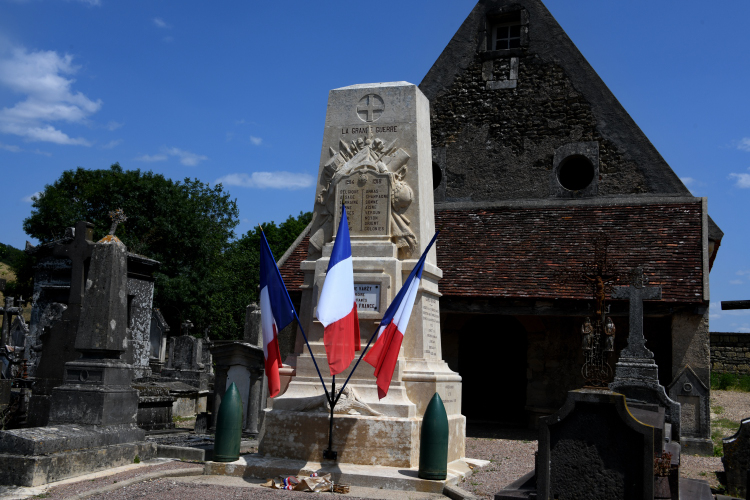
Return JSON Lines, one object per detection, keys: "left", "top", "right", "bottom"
{"left": 557, "top": 155, "right": 595, "bottom": 191}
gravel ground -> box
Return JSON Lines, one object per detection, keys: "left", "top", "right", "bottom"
{"left": 27, "top": 390, "right": 750, "bottom": 499}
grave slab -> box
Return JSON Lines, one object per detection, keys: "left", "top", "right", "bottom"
{"left": 668, "top": 365, "right": 713, "bottom": 455}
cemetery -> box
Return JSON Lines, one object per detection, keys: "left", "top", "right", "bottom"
{"left": 0, "top": 0, "right": 749, "bottom": 499}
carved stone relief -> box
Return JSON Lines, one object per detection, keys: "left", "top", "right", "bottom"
{"left": 309, "top": 128, "right": 417, "bottom": 258}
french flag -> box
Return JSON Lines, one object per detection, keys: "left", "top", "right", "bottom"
{"left": 259, "top": 230, "right": 296, "bottom": 398}
{"left": 364, "top": 232, "right": 439, "bottom": 399}
{"left": 316, "top": 205, "right": 360, "bottom": 376}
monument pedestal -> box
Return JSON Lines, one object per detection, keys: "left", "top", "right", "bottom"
{"left": 259, "top": 82, "right": 465, "bottom": 468}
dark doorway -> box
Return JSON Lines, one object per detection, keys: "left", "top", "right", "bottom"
{"left": 458, "top": 314, "right": 528, "bottom": 425}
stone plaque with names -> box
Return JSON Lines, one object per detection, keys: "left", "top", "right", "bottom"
{"left": 354, "top": 284, "right": 380, "bottom": 312}
{"left": 335, "top": 171, "right": 391, "bottom": 237}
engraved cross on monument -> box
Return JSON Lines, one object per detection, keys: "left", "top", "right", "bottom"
{"left": 356, "top": 94, "right": 384, "bottom": 122}
{"left": 611, "top": 267, "right": 661, "bottom": 360}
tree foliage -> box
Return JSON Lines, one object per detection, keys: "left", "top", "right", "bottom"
{"left": 209, "top": 211, "right": 312, "bottom": 339}
{"left": 22, "top": 164, "right": 239, "bottom": 332}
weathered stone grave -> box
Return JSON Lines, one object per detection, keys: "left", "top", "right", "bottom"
{"left": 210, "top": 302, "right": 267, "bottom": 436}
{"left": 609, "top": 267, "right": 681, "bottom": 441}
{"left": 148, "top": 308, "right": 170, "bottom": 374}
{"left": 538, "top": 389, "right": 655, "bottom": 500}
{"left": 0, "top": 225, "right": 154, "bottom": 487}
{"left": 260, "top": 82, "right": 465, "bottom": 468}
{"left": 668, "top": 365, "right": 712, "bottom": 455}
{"left": 160, "top": 320, "right": 212, "bottom": 416}
{"left": 23, "top": 221, "right": 160, "bottom": 427}
{"left": 723, "top": 418, "right": 750, "bottom": 499}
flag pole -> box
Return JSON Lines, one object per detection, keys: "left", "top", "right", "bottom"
{"left": 260, "top": 224, "right": 333, "bottom": 405}
{"left": 332, "top": 230, "right": 440, "bottom": 407}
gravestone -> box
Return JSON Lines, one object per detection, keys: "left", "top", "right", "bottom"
{"left": 609, "top": 267, "right": 681, "bottom": 441}
{"left": 0, "top": 223, "right": 155, "bottom": 487}
{"left": 148, "top": 309, "right": 170, "bottom": 374}
{"left": 537, "top": 389, "right": 654, "bottom": 500}
{"left": 668, "top": 365, "right": 712, "bottom": 455}
{"left": 722, "top": 418, "right": 750, "bottom": 499}
{"left": 261, "top": 82, "right": 464, "bottom": 468}
{"left": 161, "top": 321, "right": 210, "bottom": 391}
{"left": 211, "top": 341, "right": 265, "bottom": 436}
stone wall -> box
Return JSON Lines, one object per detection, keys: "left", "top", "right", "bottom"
{"left": 711, "top": 332, "right": 750, "bottom": 375}
{"left": 429, "top": 54, "right": 647, "bottom": 202}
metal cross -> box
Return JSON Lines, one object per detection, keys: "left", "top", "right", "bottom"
{"left": 356, "top": 94, "right": 384, "bottom": 122}
{"left": 52, "top": 221, "right": 95, "bottom": 306}
{"left": 108, "top": 208, "right": 127, "bottom": 236}
{"left": 611, "top": 267, "right": 662, "bottom": 359}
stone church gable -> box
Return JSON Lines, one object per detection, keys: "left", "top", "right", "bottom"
{"left": 420, "top": 0, "right": 693, "bottom": 202}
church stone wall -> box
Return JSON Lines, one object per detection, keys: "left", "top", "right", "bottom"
{"left": 429, "top": 55, "right": 647, "bottom": 202}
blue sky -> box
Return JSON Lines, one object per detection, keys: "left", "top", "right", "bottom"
{"left": 0, "top": 1, "right": 748, "bottom": 332}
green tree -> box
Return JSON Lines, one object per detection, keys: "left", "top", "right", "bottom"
{"left": 209, "top": 211, "right": 312, "bottom": 339}
{"left": 22, "top": 164, "right": 239, "bottom": 332}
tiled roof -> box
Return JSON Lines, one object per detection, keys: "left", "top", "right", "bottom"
{"left": 280, "top": 235, "right": 310, "bottom": 290}
{"left": 280, "top": 202, "right": 705, "bottom": 303}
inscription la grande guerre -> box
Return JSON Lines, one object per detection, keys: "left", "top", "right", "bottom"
{"left": 341, "top": 125, "right": 398, "bottom": 135}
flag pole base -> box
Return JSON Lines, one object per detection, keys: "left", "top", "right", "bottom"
{"left": 323, "top": 449, "right": 338, "bottom": 461}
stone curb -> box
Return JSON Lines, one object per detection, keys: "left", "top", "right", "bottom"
{"left": 65, "top": 467, "right": 204, "bottom": 500}
{"left": 443, "top": 483, "right": 479, "bottom": 500}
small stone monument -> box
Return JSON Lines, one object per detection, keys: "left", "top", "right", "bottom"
{"left": 668, "top": 365, "right": 712, "bottom": 455}
{"left": 260, "top": 82, "right": 464, "bottom": 467}
{"left": 609, "top": 267, "right": 681, "bottom": 441}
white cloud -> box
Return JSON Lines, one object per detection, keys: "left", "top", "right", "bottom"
{"left": 737, "top": 137, "right": 750, "bottom": 152}
{"left": 215, "top": 172, "right": 314, "bottom": 190}
{"left": 153, "top": 18, "right": 170, "bottom": 29}
{"left": 75, "top": 0, "right": 101, "bottom": 5}
{"left": 105, "top": 121, "right": 122, "bottom": 131}
{"left": 101, "top": 139, "right": 122, "bottom": 149}
{"left": 680, "top": 177, "right": 695, "bottom": 186}
{"left": 21, "top": 191, "right": 41, "bottom": 202}
{"left": 135, "top": 153, "right": 167, "bottom": 162}
{"left": 729, "top": 172, "right": 750, "bottom": 188}
{"left": 709, "top": 301, "right": 722, "bottom": 320}
{"left": 164, "top": 147, "right": 207, "bottom": 166}
{"left": 135, "top": 147, "right": 208, "bottom": 166}
{"left": 730, "top": 280, "right": 743, "bottom": 285}
{"left": 0, "top": 45, "right": 101, "bottom": 145}
{"left": 163, "top": 36, "right": 174, "bottom": 43}
{"left": 249, "top": 136, "right": 262, "bottom": 146}
{"left": 0, "top": 142, "right": 21, "bottom": 152}
{"left": 738, "top": 270, "right": 750, "bottom": 276}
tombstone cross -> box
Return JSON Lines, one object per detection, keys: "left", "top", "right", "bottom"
{"left": 181, "top": 320, "right": 194, "bottom": 336}
{"left": 0, "top": 296, "right": 23, "bottom": 346}
{"left": 108, "top": 208, "right": 127, "bottom": 236}
{"left": 52, "top": 221, "right": 95, "bottom": 306}
{"left": 611, "top": 267, "right": 662, "bottom": 359}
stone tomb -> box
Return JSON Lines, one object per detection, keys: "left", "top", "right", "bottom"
{"left": 260, "top": 82, "right": 464, "bottom": 468}
{"left": 668, "top": 365, "right": 712, "bottom": 455}
{"left": 0, "top": 230, "right": 154, "bottom": 487}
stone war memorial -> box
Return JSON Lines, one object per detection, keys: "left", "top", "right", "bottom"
{"left": 259, "top": 82, "right": 468, "bottom": 473}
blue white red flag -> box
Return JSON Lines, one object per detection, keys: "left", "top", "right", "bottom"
{"left": 364, "top": 231, "right": 439, "bottom": 399}
{"left": 316, "top": 205, "right": 360, "bottom": 375}
{"left": 259, "top": 230, "right": 296, "bottom": 397}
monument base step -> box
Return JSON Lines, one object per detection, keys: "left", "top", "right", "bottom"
{"left": 0, "top": 423, "right": 145, "bottom": 455}
{"left": 0, "top": 441, "right": 156, "bottom": 486}
{"left": 204, "top": 453, "right": 489, "bottom": 493}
